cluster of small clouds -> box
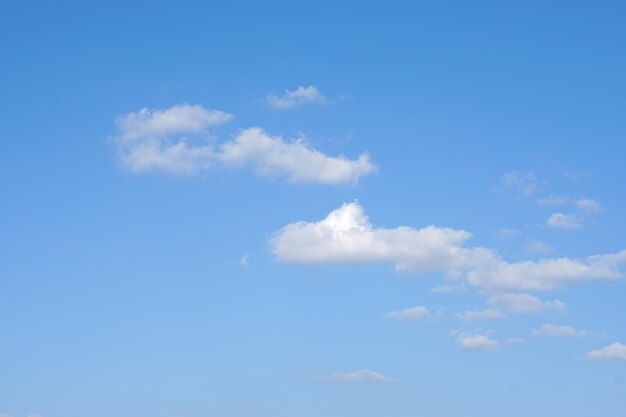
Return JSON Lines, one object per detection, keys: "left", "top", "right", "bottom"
{"left": 108, "top": 94, "right": 624, "bottom": 380}
{"left": 270, "top": 201, "right": 626, "bottom": 358}
{"left": 112, "top": 101, "right": 375, "bottom": 185}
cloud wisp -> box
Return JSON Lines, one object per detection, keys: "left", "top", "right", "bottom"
{"left": 270, "top": 202, "right": 626, "bottom": 292}
{"left": 386, "top": 306, "right": 428, "bottom": 321}
{"left": 532, "top": 324, "right": 587, "bottom": 338}
{"left": 112, "top": 104, "right": 376, "bottom": 184}
{"left": 311, "top": 369, "right": 394, "bottom": 382}
{"left": 266, "top": 85, "right": 328, "bottom": 109}
{"left": 455, "top": 331, "right": 500, "bottom": 351}
{"left": 455, "top": 308, "right": 504, "bottom": 322}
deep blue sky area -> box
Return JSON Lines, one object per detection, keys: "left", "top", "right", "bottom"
{"left": 1, "top": 2, "right": 625, "bottom": 417}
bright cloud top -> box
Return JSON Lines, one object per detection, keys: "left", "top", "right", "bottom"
{"left": 270, "top": 202, "right": 626, "bottom": 291}
{"left": 266, "top": 85, "right": 328, "bottom": 109}
{"left": 586, "top": 342, "right": 626, "bottom": 361}
{"left": 112, "top": 105, "right": 376, "bottom": 184}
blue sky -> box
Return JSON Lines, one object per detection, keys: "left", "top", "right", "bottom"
{"left": 1, "top": 1, "right": 626, "bottom": 416}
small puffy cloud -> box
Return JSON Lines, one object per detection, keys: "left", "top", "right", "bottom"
{"left": 386, "top": 306, "right": 428, "bottom": 321}
{"left": 455, "top": 308, "right": 504, "bottom": 321}
{"left": 532, "top": 324, "right": 587, "bottom": 337}
{"left": 430, "top": 284, "right": 466, "bottom": 293}
{"left": 546, "top": 213, "right": 582, "bottom": 230}
{"left": 112, "top": 105, "right": 376, "bottom": 184}
{"left": 266, "top": 86, "right": 328, "bottom": 109}
{"left": 587, "top": 343, "right": 626, "bottom": 361}
{"left": 576, "top": 199, "right": 602, "bottom": 213}
{"left": 314, "top": 370, "right": 394, "bottom": 382}
{"left": 455, "top": 331, "right": 500, "bottom": 351}
{"left": 506, "top": 337, "right": 525, "bottom": 345}
{"left": 488, "top": 293, "right": 566, "bottom": 315}
{"left": 271, "top": 202, "right": 626, "bottom": 292}
{"left": 499, "top": 171, "right": 539, "bottom": 196}
{"left": 240, "top": 255, "right": 250, "bottom": 268}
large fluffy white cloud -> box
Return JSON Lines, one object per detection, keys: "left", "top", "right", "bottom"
{"left": 112, "top": 105, "right": 376, "bottom": 184}
{"left": 270, "top": 202, "right": 626, "bottom": 292}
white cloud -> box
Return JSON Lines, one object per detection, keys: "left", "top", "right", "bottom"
{"left": 576, "top": 198, "right": 602, "bottom": 213}
{"left": 216, "top": 128, "right": 376, "bottom": 184}
{"left": 506, "top": 337, "right": 525, "bottom": 345}
{"left": 455, "top": 331, "right": 500, "bottom": 351}
{"left": 499, "top": 171, "right": 539, "bottom": 196}
{"left": 587, "top": 342, "right": 626, "bottom": 361}
{"left": 455, "top": 308, "right": 503, "bottom": 321}
{"left": 112, "top": 105, "right": 376, "bottom": 184}
{"left": 488, "top": 293, "right": 566, "bottom": 315}
{"left": 546, "top": 213, "right": 582, "bottom": 230}
{"left": 271, "top": 202, "right": 626, "bottom": 292}
{"left": 115, "top": 104, "right": 234, "bottom": 142}
{"left": 532, "top": 324, "right": 587, "bottom": 337}
{"left": 430, "top": 284, "right": 466, "bottom": 293}
{"left": 314, "top": 369, "right": 394, "bottom": 382}
{"left": 240, "top": 255, "right": 250, "bottom": 268}
{"left": 386, "top": 306, "right": 428, "bottom": 321}
{"left": 266, "top": 85, "right": 328, "bottom": 109}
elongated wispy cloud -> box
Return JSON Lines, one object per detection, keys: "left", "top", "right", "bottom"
{"left": 532, "top": 324, "right": 586, "bottom": 337}
{"left": 312, "top": 369, "right": 394, "bottom": 382}
{"left": 386, "top": 306, "right": 428, "bottom": 321}
{"left": 270, "top": 202, "right": 626, "bottom": 292}
{"left": 266, "top": 85, "right": 328, "bottom": 109}
{"left": 111, "top": 104, "right": 376, "bottom": 184}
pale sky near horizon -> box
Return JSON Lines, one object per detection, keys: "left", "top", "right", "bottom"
{"left": 1, "top": 2, "right": 626, "bottom": 417}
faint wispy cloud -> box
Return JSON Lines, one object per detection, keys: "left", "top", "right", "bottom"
{"left": 532, "top": 324, "right": 587, "bottom": 338}
{"left": 455, "top": 308, "right": 504, "bottom": 322}
{"left": 454, "top": 331, "right": 500, "bottom": 351}
{"left": 311, "top": 369, "right": 395, "bottom": 382}
{"left": 546, "top": 213, "right": 582, "bottom": 230}
{"left": 386, "top": 306, "right": 428, "bottom": 321}
{"left": 266, "top": 85, "right": 328, "bottom": 109}
{"left": 498, "top": 171, "right": 540, "bottom": 196}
